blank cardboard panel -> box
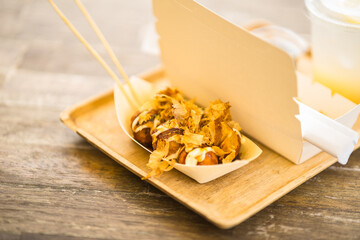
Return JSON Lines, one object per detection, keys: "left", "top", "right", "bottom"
{"left": 153, "top": 0, "right": 303, "bottom": 162}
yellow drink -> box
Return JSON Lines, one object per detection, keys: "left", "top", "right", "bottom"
{"left": 306, "top": 0, "right": 360, "bottom": 104}
{"left": 314, "top": 71, "right": 360, "bottom": 104}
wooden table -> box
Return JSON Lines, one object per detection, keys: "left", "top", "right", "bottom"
{"left": 0, "top": 0, "right": 359, "bottom": 239}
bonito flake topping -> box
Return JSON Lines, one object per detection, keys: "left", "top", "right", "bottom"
{"left": 130, "top": 88, "right": 242, "bottom": 179}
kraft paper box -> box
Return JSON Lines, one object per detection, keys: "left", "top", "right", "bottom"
{"left": 150, "top": 0, "right": 360, "bottom": 165}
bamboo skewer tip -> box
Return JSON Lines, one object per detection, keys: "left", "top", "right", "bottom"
{"left": 48, "top": 0, "right": 141, "bottom": 109}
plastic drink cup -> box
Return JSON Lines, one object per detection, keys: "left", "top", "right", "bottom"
{"left": 305, "top": 0, "right": 360, "bottom": 104}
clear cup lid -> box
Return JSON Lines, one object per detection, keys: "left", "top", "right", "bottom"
{"left": 306, "top": 0, "right": 360, "bottom": 28}
{"left": 321, "top": 0, "right": 360, "bottom": 23}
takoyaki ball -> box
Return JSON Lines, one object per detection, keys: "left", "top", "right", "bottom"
{"left": 202, "top": 120, "right": 227, "bottom": 146}
{"left": 133, "top": 128, "right": 152, "bottom": 148}
{"left": 131, "top": 111, "right": 140, "bottom": 123}
{"left": 221, "top": 129, "right": 241, "bottom": 158}
{"left": 158, "top": 88, "right": 181, "bottom": 99}
{"left": 153, "top": 128, "right": 184, "bottom": 156}
{"left": 131, "top": 110, "right": 157, "bottom": 148}
{"left": 234, "top": 134, "right": 241, "bottom": 157}
{"left": 178, "top": 148, "right": 187, "bottom": 164}
{"left": 178, "top": 148, "right": 218, "bottom": 166}
{"left": 213, "top": 120, "right": 223, "bottom": 146}
{"left": 197, "top": 151, "right": 218, "bottom": 166}
{"left": 215, "top": 122, "right": 242, "bottom": 160}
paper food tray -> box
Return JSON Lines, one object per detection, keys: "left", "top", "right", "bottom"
{"left": 114, "top": 77, "right": 262, "bottom": 183}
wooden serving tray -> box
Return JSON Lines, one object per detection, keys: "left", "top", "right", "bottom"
{"left": 60, "top": 67, "right": 360, "bottom": 229}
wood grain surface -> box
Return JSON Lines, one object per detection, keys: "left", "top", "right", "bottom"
{"left": 60, "top": 69, "right": 360, "bottom": 229}
{"left": 0, "top": 0, "right": 359, "bottom": 239}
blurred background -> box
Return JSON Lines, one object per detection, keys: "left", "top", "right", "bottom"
{"left": 0, "top": 0, "right": 309, "bottom": 110}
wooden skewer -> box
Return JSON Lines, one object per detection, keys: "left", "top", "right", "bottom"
{"left": 74, "top": 0, "right": 141, "bottom": 105}
{"left": 48, "top": 0, "right": 140, "bottom": 109}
